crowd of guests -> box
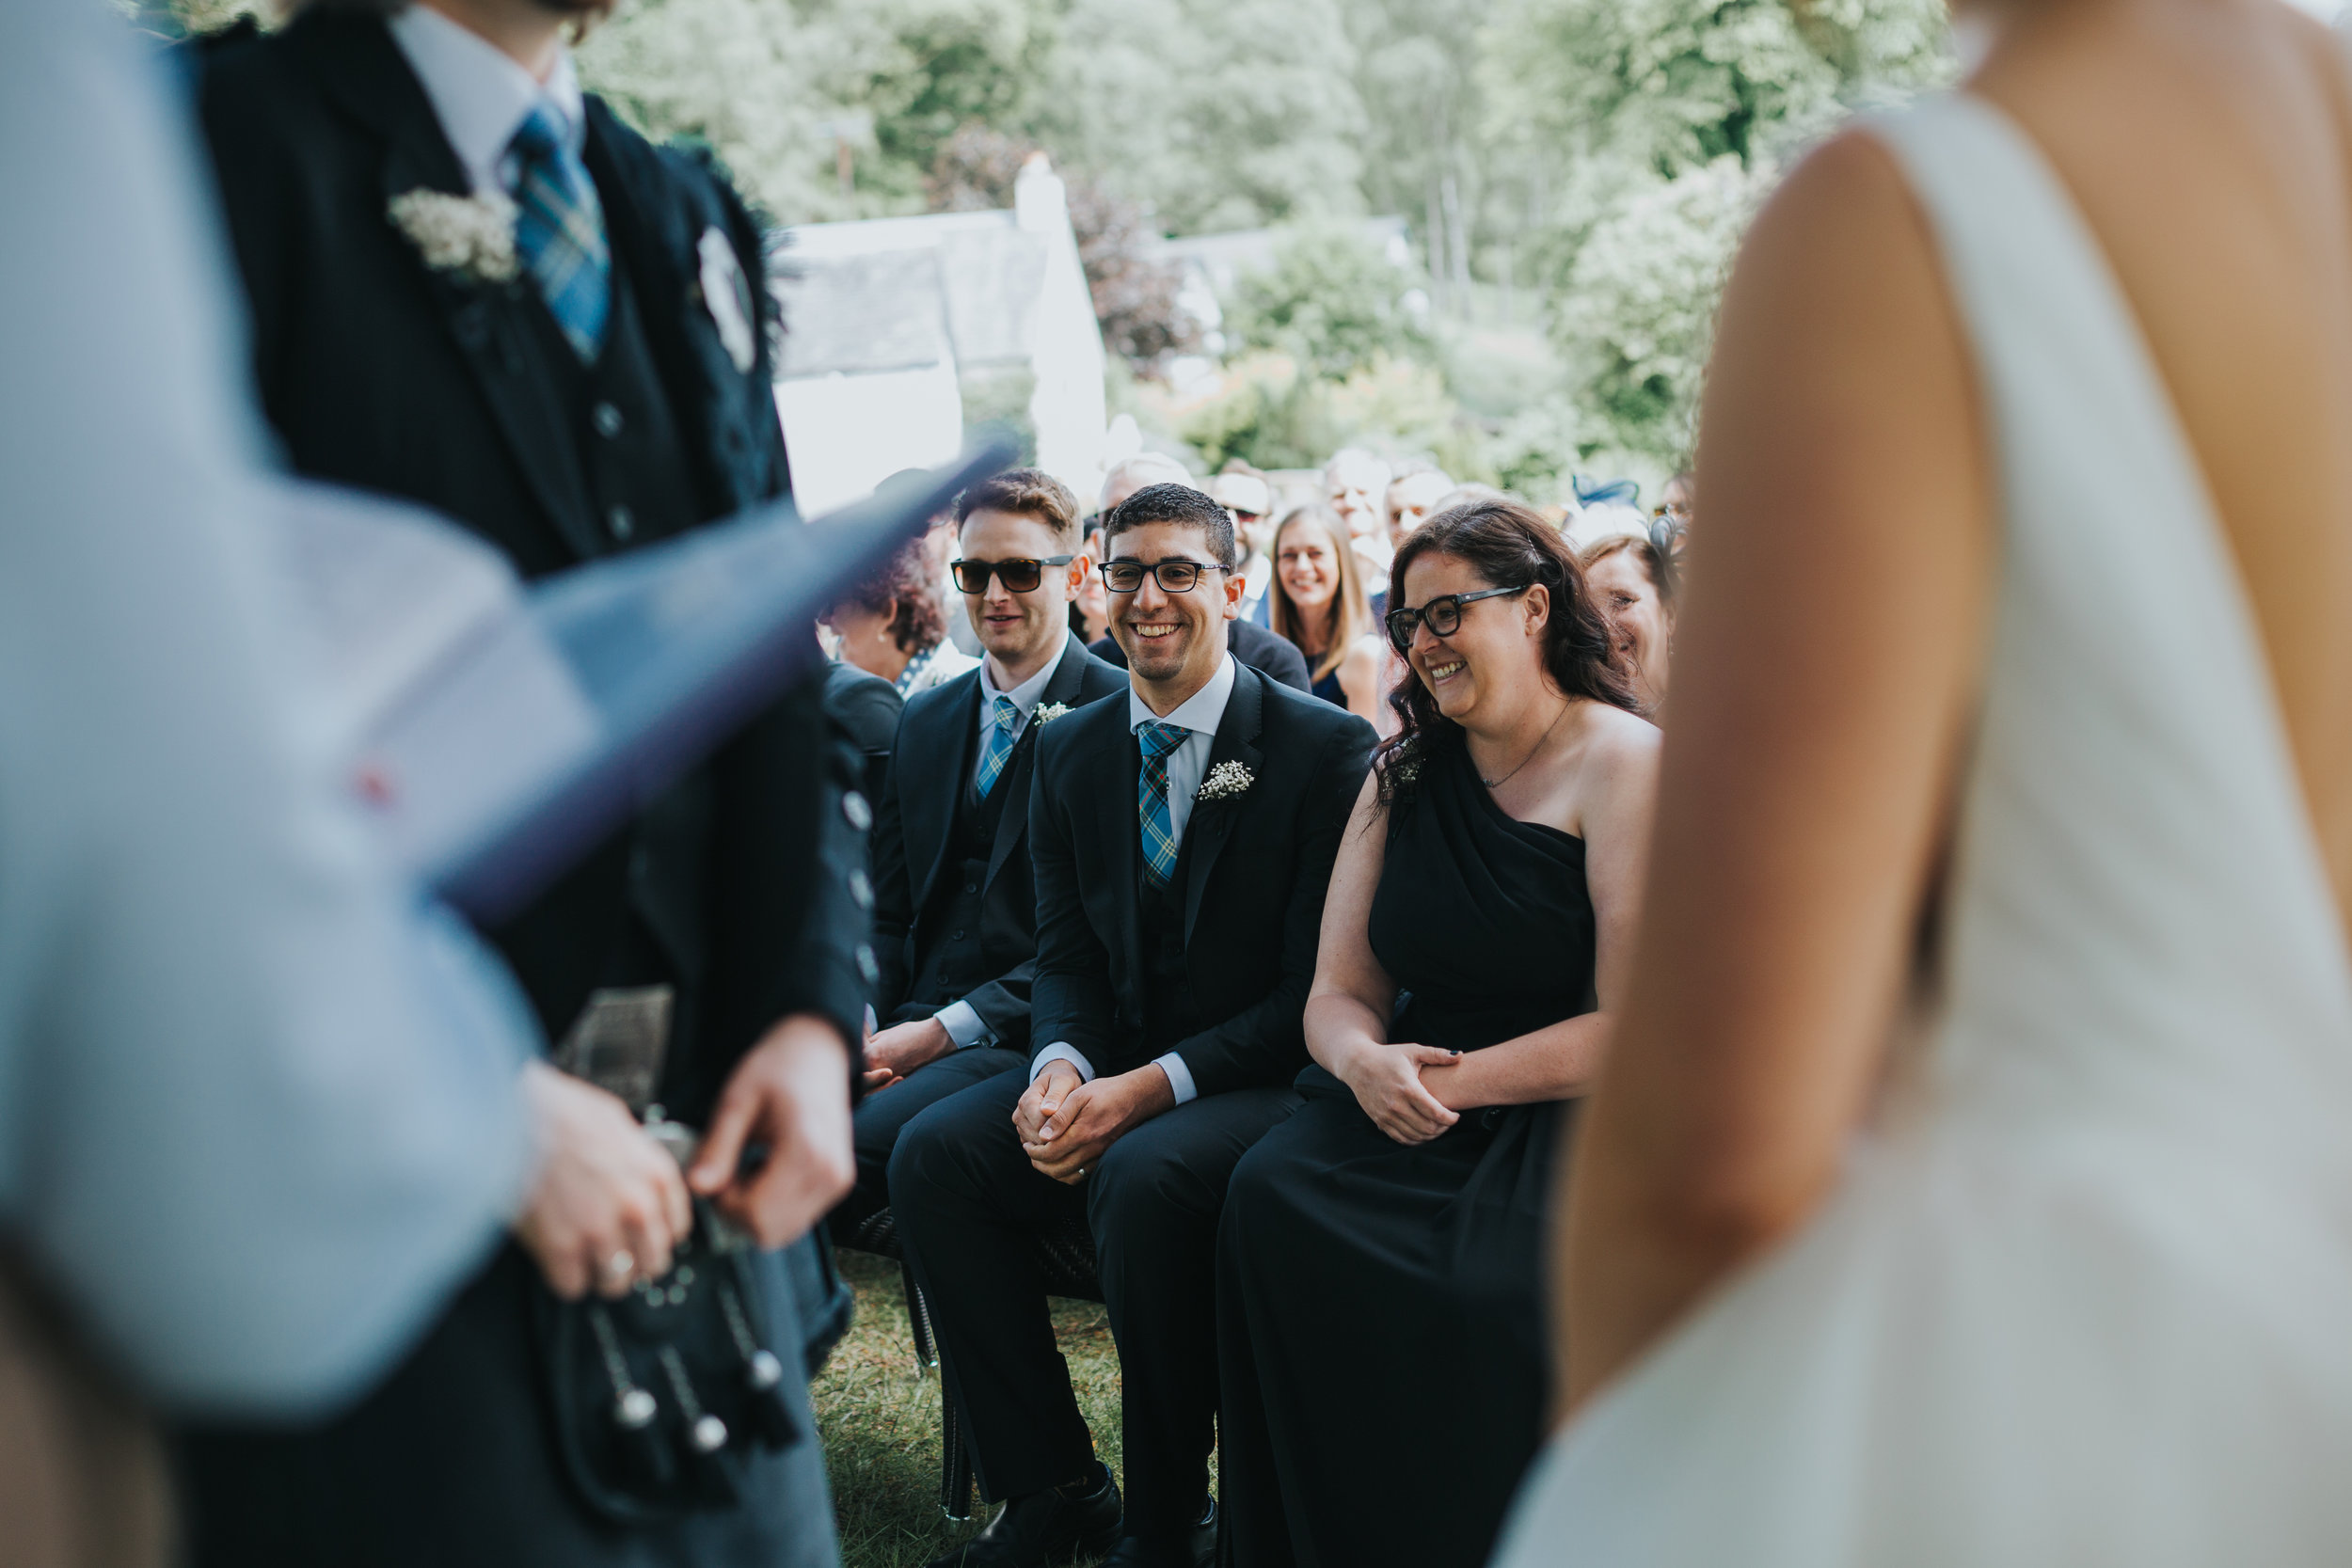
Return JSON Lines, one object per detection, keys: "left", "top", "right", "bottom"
{"left": 830, "top": 440, "right": 1690, "bottom": 1568}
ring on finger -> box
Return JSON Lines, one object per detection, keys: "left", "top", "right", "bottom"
{"left": 603, "top": 1249, "right": 636, "bottom": 1283}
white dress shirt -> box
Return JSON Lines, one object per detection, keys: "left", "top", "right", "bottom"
{"left": 388, "top": 4, "right": 585, "bottom": 197}
{"left": 1, "top": 0, "right": 529, "bottom": 1412}
{"left": 930, "top": 638, "right": 1071, "bottom": 1052}
{"left": 1030, "top": 654, "right": 1238, "bottom": 1106}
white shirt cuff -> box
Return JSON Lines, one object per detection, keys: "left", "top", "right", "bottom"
{"left": 1152, "top": 1051, "right": 1198, "bottom": 1105}
{"left": 1029, "top": 1042, "right": 1096, "bottom": 1085}
{"left": 933, "top": 1000, "right": 993, "bottom": 1051}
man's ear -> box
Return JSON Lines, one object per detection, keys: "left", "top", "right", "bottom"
{"left": 1064, "top": 549, "right": 1089, "bottom": 601}
{"left": 1223, "top": 562, "right": 1246, "bottom": 620}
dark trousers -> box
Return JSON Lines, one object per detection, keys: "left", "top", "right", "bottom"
{"left": 891, "top": 1069, "right": 1299, "bottom": 1535}
{"left": 830, "top": 1043, "right": 1026, "bottom": 1243}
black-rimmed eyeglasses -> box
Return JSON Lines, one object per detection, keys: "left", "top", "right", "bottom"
{"left": 951, "top": 556, "right": 1075, "bottom": 594}
{"left": 1099, "top": 560, "right": 1230, "bottom": 594}
{"left": 1384, "top": 585, "right": 1528, "bottom": 654}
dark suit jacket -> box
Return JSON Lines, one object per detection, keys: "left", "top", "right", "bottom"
{"left": 196, "top": 11, "right": 868, "bottom": 1108}
{"left": 824, "top": 659, "right": 904, "bottom": 805}
{"left": 868, "top": 634, "right": 1127, "bottom": 1052}
{"left": 1090, "top": 618, "right": 1312, "bottom": 694}
{"left": 1028, "top": 661, "right": 1375, "bottom": 1098}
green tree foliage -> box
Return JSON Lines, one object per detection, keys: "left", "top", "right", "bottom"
{"left": 1222, "top": 225, "right": 1425, "bottom": 381}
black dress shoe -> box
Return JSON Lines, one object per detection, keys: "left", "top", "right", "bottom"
{"left": 1099, "top": 1499, "right": 1216, "bottom": 1568}
{"left": 926, "top": 1465, "right": 1122, "bottom": 1568}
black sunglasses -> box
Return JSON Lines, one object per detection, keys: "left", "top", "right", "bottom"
{"left": 1099, "top": 559, "right": 1229, "bottom": 594}
{"left": 951, "top": 555, "right": 1075, "bottom": 594}
{"left": 1384, "top": 584, "right": 1528, "bottom": 655}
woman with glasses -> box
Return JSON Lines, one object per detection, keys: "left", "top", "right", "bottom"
{"left": 823, "top": 536, "right": 979, "bottom": 697}
{"left": 1580, "top": 528, "right": 1678, "bottom": 718}
{"left": 1216, "top": 499, "right": 1658, "bottom": 1567}
{"left": 1266, "top": 505, "right": 1387, "bottom": 723}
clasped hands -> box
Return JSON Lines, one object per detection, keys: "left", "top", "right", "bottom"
{"left": 1013, "top": 1060, "right": 1175, "bottom": 1183}
{"left": 1330, "top": 1038, "right": 1465, "bottom": 1146}
{"left": 516, "top": 1013, "right": 856, "bottom": 1299}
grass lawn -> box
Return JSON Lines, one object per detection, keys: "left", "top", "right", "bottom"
{"left": 817, "top": 1250, "right": 1127, "bottom": 1568}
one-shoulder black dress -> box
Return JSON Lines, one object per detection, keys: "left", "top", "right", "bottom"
{"left": 1216, "top": 728, "right": 1594, "bottom": 1568}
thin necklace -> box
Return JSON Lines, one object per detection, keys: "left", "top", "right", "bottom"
{"left": 1478, "top": 700, "right": 1570, "bottom": 791}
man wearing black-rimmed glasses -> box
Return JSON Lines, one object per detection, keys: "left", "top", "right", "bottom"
{"left": 832, "top": 469, "right": 1128, "bottom": 1245}
{"left": 893, "top": 483, "right": 1375, "bottom": 1568}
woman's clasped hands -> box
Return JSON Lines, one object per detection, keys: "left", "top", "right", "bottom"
{"left": 1329, "top": 1038, "right": 1463, "bottom": 1146}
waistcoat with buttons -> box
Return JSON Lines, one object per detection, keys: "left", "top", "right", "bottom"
{"left": 1131, "top": 825, "right": 1203, "bottom": 1058}
{"left": 513, "top": 245, "right": 704, "bottom": 557}
{"left": 511, "top": 246, "right": 713, "bottom": 1038}
{"left": 906, "top": 715, "right": 1009, "bottom": 1007}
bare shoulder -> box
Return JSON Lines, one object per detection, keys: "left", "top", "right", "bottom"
{"left": 1577, "top": 702, "right": 1661, "bottom": 775}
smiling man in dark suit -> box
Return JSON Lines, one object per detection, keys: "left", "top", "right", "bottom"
{"left": 892, "top": 483, "right": 1376, "bottom": 1568}
{"left": 183, "top": 3, "right": 866, "bottom": 1565}
{"left": 830, "top": 468, "right": 1126, "bottom": 1243}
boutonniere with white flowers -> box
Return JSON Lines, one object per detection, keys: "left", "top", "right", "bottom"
{"left": 1031, "top": 702, "right": 1072, "bottom": 726}
{"left": 1195, "top": 761, "right": 1256, "bottom": 803}
{"left": 387, "top": 189, "right": 519, "bottom": 287}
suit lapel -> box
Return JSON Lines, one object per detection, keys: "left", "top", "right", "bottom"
{"left": 301, "top": 15, "right": 601, "bottom": 561}
{"left": 906, "top": 673, "right": 979, "bottom": 913}
{"left": 1183, "top": 665, "right": 1267, "bottom": 946}
{"left": 984, "top": 636, "right": 1091, "bottom": 889}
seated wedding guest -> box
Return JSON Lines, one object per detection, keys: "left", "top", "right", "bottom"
{"left": 1657, "top": 467, "right": 1694, "bottom": 527}
{"left": 1384, "top": 464, "right": 1455, "bottom": 556}
{"left": 190, "top": 0, "right": 869, "bottom": 1562}
{"left": 2, "top": 1, "right": 533, "bottom": 1555}
{"left": 831, "top": 468, "right": 1127, "bottom": 1243}
{"left": 1325, "top": 447, "right": 1394, "bottom": 581}
{"left": 1266, "top": 505, "right": 1386, "bottom": 724}
{"left": 1073, "top": 519, "right": 1114, "bottom": 644}
{"left": 1216, "top": 499, "right": 1657, "bottom": 1568}
{"left": 827, "top": 537, "right": 982, "bottom": 697}
{"left": 1580, "top": 528, "right": 1678, "bottom": 717}
{"left": 1209, "top": 468, "right": 1276, "bottom": 626}
{"left": 1091, "top": 460, "right": 1311, "bottom": 693}
{"left": 892, "top": 483, "right": 1375, "bottom": 1568}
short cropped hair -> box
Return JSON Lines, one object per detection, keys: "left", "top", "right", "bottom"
{"left": 956, "top": 467, "right": 1083, "bottom": 549}
{"left": 1100, "top": 482, "right": 1237, "bottom": 569}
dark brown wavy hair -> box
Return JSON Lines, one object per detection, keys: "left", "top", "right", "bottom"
{"left": 830, "top": 536, "right": 946, "bottom": 657}
{"left": 1373, "top": 499, "right": 1640, "bottom": 800}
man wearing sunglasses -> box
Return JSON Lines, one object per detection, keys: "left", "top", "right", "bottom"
{"left": 834, "top": 469, "right": 1128, "bottom": 1246}
{"left": 893, "top": 483, "right": 1376, "bottom": 1568}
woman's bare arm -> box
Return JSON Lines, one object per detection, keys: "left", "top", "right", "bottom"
{"left": 1555, "top": 131, "right": 1994, "bottom": 1416}
{"left": 1423, "top": 713, "right": 1658, "bottom": 1110}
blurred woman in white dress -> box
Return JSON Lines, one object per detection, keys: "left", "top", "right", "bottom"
{"left": 1498, "top": 0, "right": 2352, "bottom": 1562}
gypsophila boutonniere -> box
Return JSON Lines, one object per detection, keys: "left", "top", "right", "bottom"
{"left": 1196, "top": 761, "right": 1256, "bottom": 803}
{"left": 388, "top": 189, "right": 519, "bottom": 286}
{"left": 1031, "top": 702, "right": 1072, "bottom": 726}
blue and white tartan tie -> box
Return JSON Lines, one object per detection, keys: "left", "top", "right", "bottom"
{"left": 507, "top": 103, "right": 610, "bottom": 364}
{"left": 1136, "top": 721, "right": 1188, "bottom": 888}
{"left": 975, "top": 696, "right": 1021, "bottom": 800}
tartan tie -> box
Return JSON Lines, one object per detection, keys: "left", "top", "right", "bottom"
{"left": 1136, "top": 721, "right": 1189, "bottom": 888}
{"left": 975, "top": 696, "right": 1021, "bottom": 800}
{"left": 507, "top": 103, "right": 610, "bottom": 364}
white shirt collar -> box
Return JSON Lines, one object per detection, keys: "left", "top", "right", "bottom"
{"left": 388, "top": 6, "right": 585, "bottom": 198}
{"left": 1128, "top": 652, "right": 1237, "bottom": 738}
{"left": 979, "top": 635, "right": 1069, "bottom": 717}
